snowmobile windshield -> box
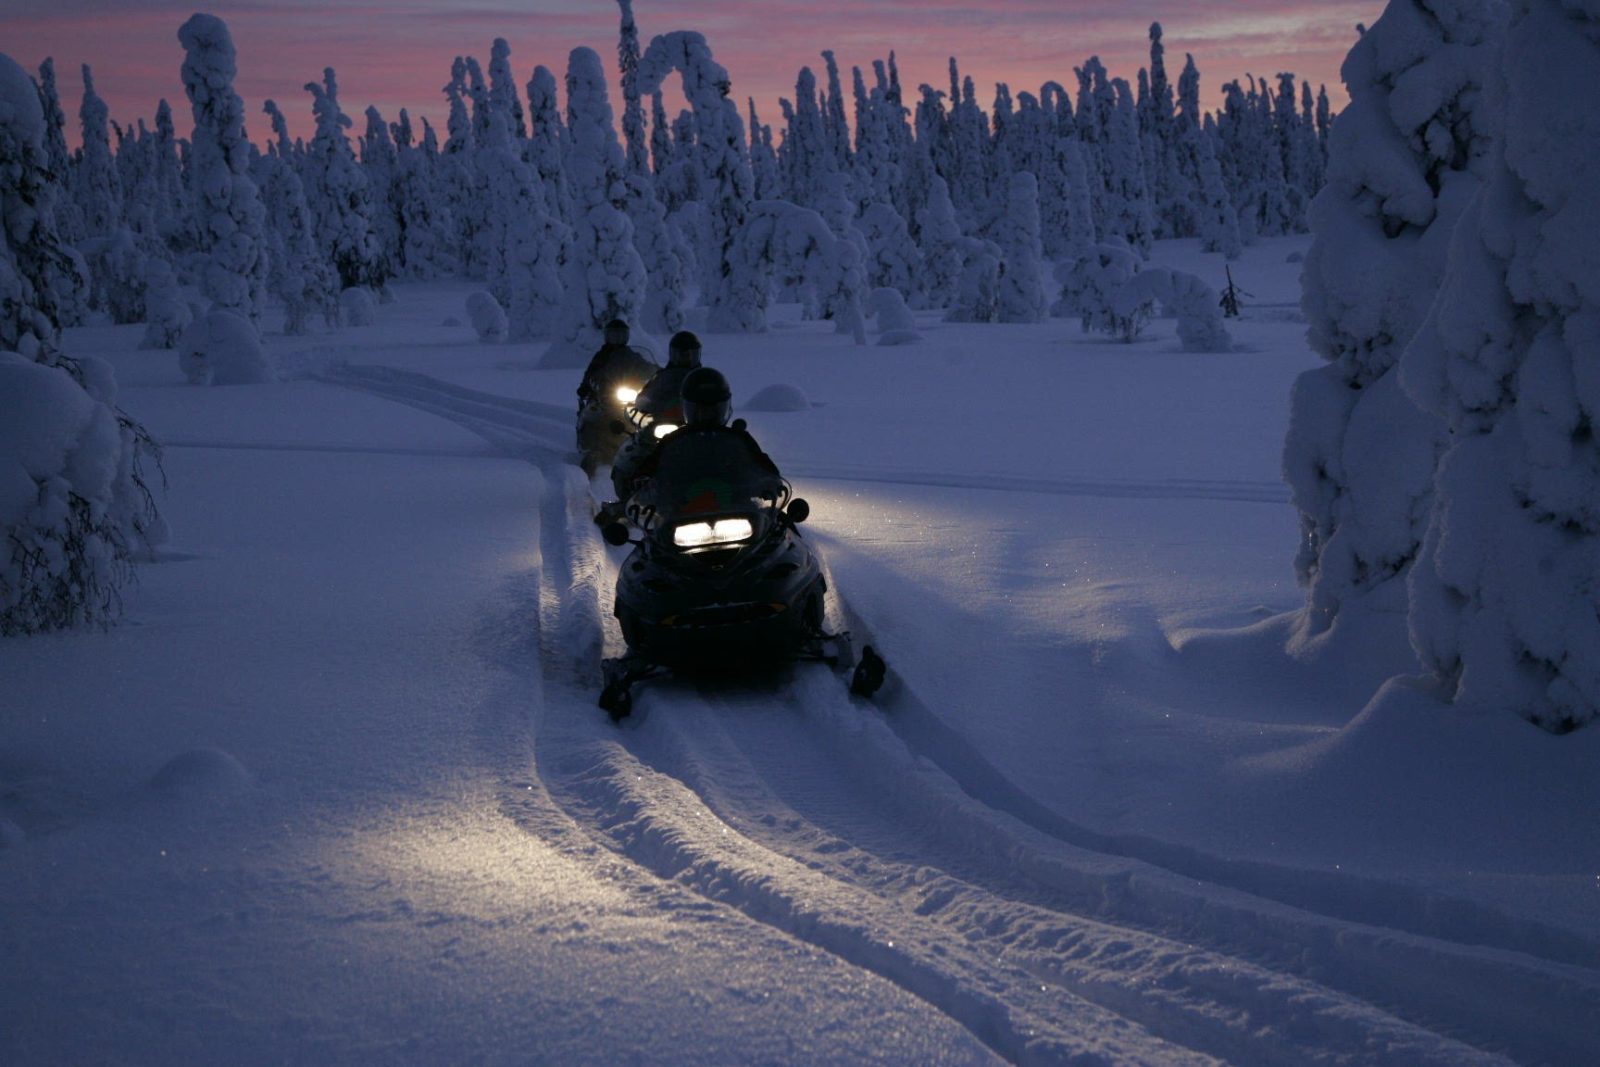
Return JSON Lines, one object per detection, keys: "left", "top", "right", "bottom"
{"left": 634, "top": 431, "right": 786, "bottom": 535}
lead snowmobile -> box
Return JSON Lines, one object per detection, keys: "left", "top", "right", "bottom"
{"left": 597, "top": 369, "right": 886, "bottom": 720}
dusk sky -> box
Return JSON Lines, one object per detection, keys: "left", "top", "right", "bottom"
{"left": 8, "top": 0, "right": 1384, "bottom": 147}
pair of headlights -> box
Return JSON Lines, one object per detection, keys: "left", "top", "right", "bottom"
{"left": 615, "top": 386, "right": 679, "bottom": 438}
{"left": 672, "top": 517, "right": 754, "bottom": 549}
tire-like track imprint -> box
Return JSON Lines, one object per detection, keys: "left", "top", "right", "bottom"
{"left": 341, "top": 367, "right": 1596, "bottom": 1065}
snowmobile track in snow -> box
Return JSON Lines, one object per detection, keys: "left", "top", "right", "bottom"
{"left": 342, "top": 367, "right": 1597, "bottom": 1064}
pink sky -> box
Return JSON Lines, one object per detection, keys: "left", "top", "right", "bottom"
{"left": 7, "top": 1, "right": 1383, "bottom": 147}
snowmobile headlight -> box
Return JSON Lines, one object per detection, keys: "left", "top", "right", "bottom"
{"left": 673, "top": 517, "right": 754, "bottom": 549}
{"left": 615, "top": 385, "right": 639, "bottom": 405}
{"left": 653, "top": 422, "right": 679, "bottom": 439}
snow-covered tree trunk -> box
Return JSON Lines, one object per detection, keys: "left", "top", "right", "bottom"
{"left": 177, "top": 14, "right": 270, "bottom": 332}
{"left": 1400, "top": 0, "right": 1600, "bottom": 732}
{"left": 916, "top": 176, "right": 964, "bottom": 309}
{"left": 1284, "top": 0, "right": 1502, "bottom": 642}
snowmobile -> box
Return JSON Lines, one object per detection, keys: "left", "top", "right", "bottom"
{"left": 575, "top": 347, "right": 658, "bottom": 475}
{"left": 597, "top": 473, "right": 886, "bottom": 721}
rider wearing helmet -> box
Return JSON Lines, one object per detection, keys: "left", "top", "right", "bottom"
{"left": 576, "top": 319, "right": 657, "bottom": 474}
{"left": 630, "top": 330, "right": 704, "bottom": 432}
{"left": 627, "top": 366, "right": 784, "bottom": 519}
{"left": 608, "top": 331, "right": 707, "bottom": 501}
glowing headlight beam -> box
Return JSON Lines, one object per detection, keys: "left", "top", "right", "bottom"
{"left": 673, "top": 517, "right": 754, "bottom": 549}
{"left": 653, "top": 422, "right": 679, "bottom": 439}
{"left": 615, "top": 385, "right": 639, "bottom": 405}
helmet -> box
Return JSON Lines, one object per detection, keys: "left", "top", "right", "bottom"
{"left": 667, "top": 330, "right": 703, "bottom": 369}
{"left": 603, "top": 319, "right": 630, "bottom": 345}
{"left": 681, "top": 367, "right": 732, "bottom": 428}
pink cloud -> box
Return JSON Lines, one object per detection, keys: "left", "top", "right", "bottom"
{"left": 5, "top": 1, "right": 1381, "bottom": 147}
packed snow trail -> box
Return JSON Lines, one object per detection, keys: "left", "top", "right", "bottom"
{"left": 335, "top": 368, "right": 1599, "bottom": 1064}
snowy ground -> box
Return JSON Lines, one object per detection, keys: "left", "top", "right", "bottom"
{"left": 3, "top": 237, "right": 1596, "bottom": 1065}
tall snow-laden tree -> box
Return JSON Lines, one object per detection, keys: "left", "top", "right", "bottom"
{"left": 616, "top": 0, "right": 685, "bottom": 335}
{"left": 526, "top": 64, "right": 572, "bottom": 223}
{"left": 177, "top": 13, "right": 269, "bottom": 328}
{"left": 488, "top": 37, "right": 526, "bottom": 141}
{"left": 1, "top": 52, "right": 164, "bottom": 634}
{"left": 1284, "top": 0, "right": 1503, "bottom": 644}
{"left": 995, "top": 172, "right": 1048, "bottom": 323}
{"left": 260, "top": 100, "right": 338, "bottom": 333}
{"left": 916, "top": 175, "right": 964, "bottom": 309}
{"left": 359, "top": 106, "right": 405, "bottom": 288}
{"left": 1399, "top": 0, "right": 1600, "bottom": 732}
{"left": 303, "top": 67, "right": 388, "bottom": 292}
{"left": 1173, "top": 54, "right": 1242, "bottom": 261}
{"left": 73, "top": 65, "right": 121, "bottom": 242}
{"left": 394, "top": 112, "right": 459, "bottom": 279}
{"left": 546, "top": 46, "right": 647, "bottom": 367}
{"left": 639, "top": 31, "right": 757, "bottom": 332}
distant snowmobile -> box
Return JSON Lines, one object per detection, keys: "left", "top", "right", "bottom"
{"left": 596, "top": 368, "right": 885, "bottom": 720}
{"left": 575, "top": 320, "right": 658, "bottom": 475}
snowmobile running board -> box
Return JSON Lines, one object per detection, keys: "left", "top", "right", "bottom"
{"left": 598, "top": 640, "right": 888, "bottom": 722}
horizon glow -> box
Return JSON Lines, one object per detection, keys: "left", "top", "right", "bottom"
{"left": 6, "top": 0, "right": 1382, "bottom": 148}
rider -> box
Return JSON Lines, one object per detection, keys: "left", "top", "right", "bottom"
{"left": 576, "top": 319, "right": 657, "bottom": 474}
{"left": 627, "top": 366, "right": 785, "bottom": 523}
{"left": 577, "top": 319, "right": 655, "bottom": 410}
{"left": 608, "top": 330, "right": 706, "bottom": 502}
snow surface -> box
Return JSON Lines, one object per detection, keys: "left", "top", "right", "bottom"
{"left": 2, "top": 237, "right": 1596, "bottom": 1064}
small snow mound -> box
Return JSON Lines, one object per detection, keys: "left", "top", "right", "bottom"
{"left": 0, "top": 817, "right": 23, "bottom": 849}
{"left": 465, "top": 292, "right": 507, "bottom": 343}
{"left": 147, "top": 747, "right": 253, "bottom": 799}
{"left": 441, "top": 316, "right": 462, "bottom": 328}
{"left": 1285, "top": 251, "right": 1305, "bottom": 263}
{"left": 877, "top": 329, "right": 923, "bottom": 346}
{"left": 743, "top": 384, "right": 811, "bottom": 412}
{"left": 339, "top": 287, "right": 377, "bottom": 327}
{"left": 178, "top": 310, "right": 273, "bottom": 385}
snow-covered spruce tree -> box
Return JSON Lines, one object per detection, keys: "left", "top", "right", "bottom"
{"left": 1143, "top": 23, "right": 1190, "bottom": 239}
{"left": 1172, "top": 54, "right": 1241, "bottom": 259}
{"left": 1111, "top": 268, "right": 1231, "bottom": 352}
{"left": 1284, "top": 0, "right": 1503, "bottom": 641}
{"left": 32, "top": 59, "right": 90, "bottom": 328}
{"left": 857, "top": 201, "right": 924, "bottom": 307}
{"left": 359, "top": 106, "right": 404, "bottom": 292}
{"left": 639, "top": 31, "right": 758, "bottom": 332}
{"left": 916, "top": 174, "right": 965, "bottom": 310}
{"left": 748, "top": 98, "right": 781, "bottom": 200}
{"left": 303, "top": 68, "right": 388, "bottom": 292}
{"left": 733, "top": 200, "right": 867, "bottom": 342}
{"left": 616, "top": 0, "right": 685, "bottom": 335}
{"left": 177, "top": 14, "right": 269, "bottom": 329}
{"left": 1050, "top": 138, "right": 1106, "bottom": 321}
{"left": 260, "top": 100, "right": 338, "bottom": 334}
{"left": 781, "top": 66, "right": 830, "bottom": 209}
{"left": 1398, "top": 0, "right": 1600, "bottom": 732}
{"left": 545, "top": 47, "right": 646, "bottom": 367}
{"left": 526, "top": 65, "right": 572, "bottom": 225}
{"left": 1106, "top": 78, "right": 1156, "bottom": 258}
{"left": 75, "top": 65, "right": 148, "bottom": 325}
{"left": 994, "top": 172, "right": 1048, "bottom": 323}
{"left": 395, "top": 113, "right": 459, "bottom": 280}
{"left": 488, "top": 37, "right": 526, "bottom": 142}
{"left": 475, "top": 90, "right": 567, "bottom": 343}
{"left": 1, "top": 52, "right": 164, "bottom": 634}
